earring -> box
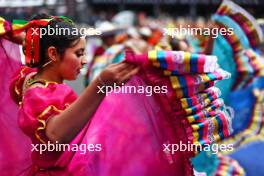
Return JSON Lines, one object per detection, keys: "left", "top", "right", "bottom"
{"left": 42, "top": 60, "right": 53, "bottom": 68}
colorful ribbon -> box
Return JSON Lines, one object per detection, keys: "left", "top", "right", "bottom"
{"left": 0, "top": 16, "right": 74, "bottom": 67}
{"left": 215, "top": 0, "right": 263, "bottom": 47}
{"left": 147, "top": 50, "right": 219, "bottom": 74}
{"left": 126, "top": 50, "right": 233, "bottom": 155}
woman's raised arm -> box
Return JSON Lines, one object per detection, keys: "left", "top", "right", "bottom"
{"left": 45, "top": 62, "right": 140, "bottom": 144}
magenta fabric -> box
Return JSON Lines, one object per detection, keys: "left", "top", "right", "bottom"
{"left": 6, "top": 50, "right": 232, "bottom": 175}
{"left": 67, "top": 75, "right": 191, "bottom": 176}
{"left": 5, "top": 50, "right": 232, "bottom": 176}
{"left": 0, "top": 39, "right": 32, "bottom": 175}
{"left": 19, "top": 83, "right": 77, "bottom": 170}
{"left": 9, "top": 66, "right": 192, "bottom": 175}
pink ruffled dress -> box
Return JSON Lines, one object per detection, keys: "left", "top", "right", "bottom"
{"left": 10, "top": 66, "right": 191, "bottom": 175}
{"left": 9, "top": 50, "right": 232, "bottom": 176}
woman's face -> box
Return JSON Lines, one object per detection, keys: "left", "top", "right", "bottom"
{"left": 58, "top": 37, "right": 87, "bottom": 80}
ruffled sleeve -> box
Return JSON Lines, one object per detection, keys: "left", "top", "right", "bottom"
{"left": 9, "top": 66, "right": 37, "bottom": 105}
{"left": 18, "top": 83, "right": 77, "bottom": 144}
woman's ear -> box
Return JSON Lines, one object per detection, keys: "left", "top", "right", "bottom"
{"left": 47, "top": 46, "right": 59, "bottom": 62}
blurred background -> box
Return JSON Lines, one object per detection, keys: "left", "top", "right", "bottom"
{"left": 0, "top": 0, "right": 264, "bottom": 24}
{"left": 1, "top": 1, "right": 264, "bottom": 176}
{"left": 3, "top": 0, "right": 263, "bottom": 95}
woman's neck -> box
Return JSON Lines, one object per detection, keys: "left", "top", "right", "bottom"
{"left": 35, "top": 67, "right": 63, "bottom": 84}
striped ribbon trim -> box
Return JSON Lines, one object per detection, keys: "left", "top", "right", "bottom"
{"left": 147, "top": 50, "right": 218, "bottom": 74}
{"left": 220, "top": 88, "right": 264, "bottom": 154}
{"left": 216, "top": 0, "right": 262, "bottom": 47}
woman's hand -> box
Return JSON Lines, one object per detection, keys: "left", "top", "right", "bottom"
{"left": 97, "top": 61, "right": 140, "bottom": 86}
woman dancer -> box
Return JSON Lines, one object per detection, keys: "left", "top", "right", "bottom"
{"left": 9, "top": 14, "right": 139, "bottom": 175}
{"left": 8, "top": 14, "right": 232, "bottom": 176}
